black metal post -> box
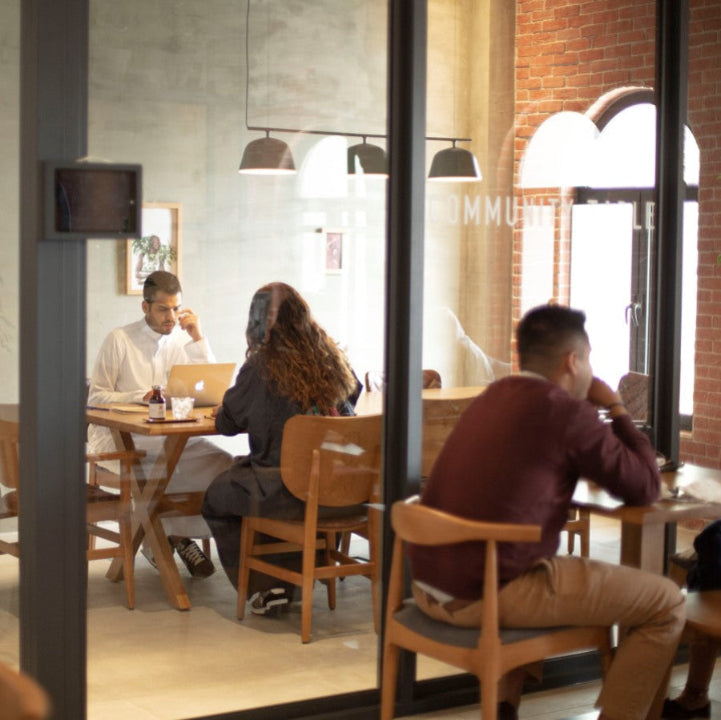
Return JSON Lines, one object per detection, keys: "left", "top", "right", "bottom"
{"left": 652, "top": 0, "right": 689, "bottom": 467}
{"left": 380, "top": 0, "right": 427, "bottom": 714}
{"left": 20, "top": 1, "right": 89, "bottom": 717}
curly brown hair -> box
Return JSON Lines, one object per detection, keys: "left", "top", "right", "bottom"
{"left": 245, "top": 283, "right": 358, "bottom": 413}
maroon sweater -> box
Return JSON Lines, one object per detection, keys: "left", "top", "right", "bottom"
{"left": 408, "top": 375, "right": 660, "bottom": 600}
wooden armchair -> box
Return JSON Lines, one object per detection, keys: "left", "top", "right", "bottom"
{"left": 237, "top": 413, "right": 383, "bottom": 643}
{"left": 381, "top": 498, "right": 613, "bottom": 720}
{"left": 0, "top": 661, "right": 50, "bottom": 720}
{"left": 0, "top": 409, "right": 143, "bottom": 609}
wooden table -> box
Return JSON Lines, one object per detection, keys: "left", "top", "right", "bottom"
{"left": 87, "top": 406, "right": 219, "bottom": 610}
{"left": 355, "top": 385, "right": 486, "bottom": 416}
{"left": 572, "top": 462, "right": 721, "bottom": 575}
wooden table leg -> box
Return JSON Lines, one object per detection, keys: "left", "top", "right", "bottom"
{"left": 619, "top": 522, "right": 666, "bottom": 574}
{"left": 107, "top": 431, "right": 193, "bottom": 611}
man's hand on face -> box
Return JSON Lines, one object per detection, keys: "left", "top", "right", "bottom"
{"left": 178, "top": 308, "right": 203, "bottom": 342}
{"left": 586, "top": 377, "right": 628, "bottom": 417}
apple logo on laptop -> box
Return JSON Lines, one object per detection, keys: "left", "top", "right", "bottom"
{"left": 195, "top": 380, "right": 205, "bottom": 393}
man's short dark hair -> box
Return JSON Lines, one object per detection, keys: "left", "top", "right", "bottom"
{"left": 516, "top": 304, "right": 588, "bottom": 371}
{"left": 143, "top": 271, "right": 181, "bottom": 302}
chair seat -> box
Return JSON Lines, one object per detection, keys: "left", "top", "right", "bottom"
{"left": 394, "top": 600, "right": 577, "bottom": 648}
{"left": 277, "top": 512, "right": 368, "bottom": 533}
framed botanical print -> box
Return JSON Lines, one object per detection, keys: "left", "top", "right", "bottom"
{"left": 125, "top": 202, "right": 182, "bottom": 295}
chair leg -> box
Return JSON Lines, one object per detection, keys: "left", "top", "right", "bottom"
{"left": 480, "top": 669, "right": 498, "bottom": 720}
{"left": 237, "top": 521, "right": 253, "bottom": 620}
{"left": 380, "top": 640, "right": 401, "bottom": 720}
{"left": 202, "top": 537, "right": 211, "bottom": 558}
{"left": 120, "top": 516, "right": 135, "bottom": 610}
{"left": 339, "top": 531, "right": 351, "bottom": 582}
{"left": 325, "top": 532, "right": 336, "bottom": 610}
{"left": 567, "top": 527, "right": 575, "bottom": 554}
{"left": 301, "top": 542, "right": 317, "bottom": 643}
{"left": 579, "top": 510, "right": 590, "bottom": 557}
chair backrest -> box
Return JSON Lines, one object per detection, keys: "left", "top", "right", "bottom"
{"left": 392, "top": 498, "right": 541, "bottom": 549}
{"left": 421, "top": 394, "right": 476, "bottom": 477}
{"left": 389, "top": 498, "right": 541, "bottom": 645}
{"left": 0, "top": 414, "right": 19, "bottom": 492}
{"left": 617, "top": 371, "right": 649, "bottom": 422}
{"left": 364, "top": 369, "right": 442, "bottom": 393}
{"left": 280, "top": 413, "right": 383, "bottom": 507}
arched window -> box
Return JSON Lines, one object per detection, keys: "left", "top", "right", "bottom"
{"left": 520, "top": 92, "right": 699, "bottom": 424}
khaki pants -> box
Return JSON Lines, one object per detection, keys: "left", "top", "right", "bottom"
{"left": 413, "top": 556, "right": 686, "bottom": 720}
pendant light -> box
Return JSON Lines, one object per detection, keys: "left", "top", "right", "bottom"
{"left": 239, "top": 131, "right": 296, "bottom": 175}
{"left": 237, "top": 0, "right": 480, "bottom": 181}
{"left": 347, "top": 137, "right": 388, "bottom": 177}
{"left": 428, "top": 140, "right": 482, "bottom": 182}
{"left": 238, "top": 0, "right": 296, "bottom": 176}
{"left": 427, "top": 0, "right": 482, "bottom": 182}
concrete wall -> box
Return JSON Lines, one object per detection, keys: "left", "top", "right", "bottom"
{"left": 85, "top": 0, "right": 390, "bottom": 382}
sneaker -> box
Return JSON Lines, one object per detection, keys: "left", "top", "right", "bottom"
{"left": 249, "top": 587, "right": 290, "bottom": 616}
{"left": 173, "top": 538, "right": 215, "bottom": 578}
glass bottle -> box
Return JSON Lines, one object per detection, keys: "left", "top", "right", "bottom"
{"left": 148, "top": 385, "right": 166, "bottom": 420}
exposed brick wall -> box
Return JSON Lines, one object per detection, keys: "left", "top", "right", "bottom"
{"left": 685, "top": 0, "right": 721, "bottom": 465}
{"left": 513, "top": 0, "right": 721, "bottom": 466}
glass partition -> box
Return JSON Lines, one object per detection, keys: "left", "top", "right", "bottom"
{"left": 0, "top": 0, "right": 20, "bottom": 673}
{"left": 7, "top": 0, "right": 719, "bottom": 717}
{"left": 85, "top": 0, "right": 387, "bottom": 716}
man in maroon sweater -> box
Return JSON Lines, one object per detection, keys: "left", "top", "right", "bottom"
{"left": 408, "top": 304, "right": 685, "bottom": 720}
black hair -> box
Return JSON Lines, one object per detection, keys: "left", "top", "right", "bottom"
{"left": 143, "top": 271, "right": 181, "bottom": 302}
{"left": 516, "top": 304, "right": 588, "bottom": 371}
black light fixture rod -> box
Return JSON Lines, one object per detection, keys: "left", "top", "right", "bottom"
{"left": 246, "top": 124, "right": 471, "bottom": 143}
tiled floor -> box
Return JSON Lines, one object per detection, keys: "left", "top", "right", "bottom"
{"left": 0, "top": 515, "right": 714, "bottom": 719}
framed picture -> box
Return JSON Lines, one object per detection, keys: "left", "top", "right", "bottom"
{"left": 325, "top": 231, "right": 343, "bottom": 273}
{"left": 125, "top": 202, "right": 182, "bottom": 295}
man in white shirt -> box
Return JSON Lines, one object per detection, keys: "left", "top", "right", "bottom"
{"left": 88, "top": 271, "right": 232, "bottom": 578}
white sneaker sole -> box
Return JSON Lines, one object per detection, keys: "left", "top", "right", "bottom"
{"left": 249, "top": 589, "right": 290, "bottom": 616}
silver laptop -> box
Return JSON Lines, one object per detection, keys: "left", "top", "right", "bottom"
{"left": 165, "top": 363, "right": 237, "bottom": 407}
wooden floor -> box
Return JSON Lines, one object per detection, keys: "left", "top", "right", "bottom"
{"left": 0, "top": 513, "right": 714, "bottom": 720}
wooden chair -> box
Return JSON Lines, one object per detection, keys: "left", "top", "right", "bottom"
{"left": 237, "top": 413, "right": 383, "bottom": 643}
{"left": 618, "top": 371, "right": 650, "bottom": 423}
{"left": 0, "top": 661, "right": 50, "bottom": 720}
{"left": 340, "top": 392, "right": 477, "bottom": 564}
{"left": 420, "top": 395, "right": 589, "bottom": 556}
{"left": 421, "top": 393, "right": 476, "bottom": 478}
{"left": 381, "top": 498, "right": 613, "bottom": 720}
{"left": 0, "top": 410, "right": 143, "bottom": 609}
{"left": 364, "top": 368, "right": 442, "bottom": 393}
{"left": 564, "top": 508, "right": 590, "bottom": 557}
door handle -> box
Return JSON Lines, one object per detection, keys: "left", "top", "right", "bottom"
{"left": 624, "top": 302, "right": 641, "bottom": 327}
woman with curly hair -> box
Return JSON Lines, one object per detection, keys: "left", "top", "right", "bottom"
{"left": 201, "top": 282, "right": 362, "bottom": 614}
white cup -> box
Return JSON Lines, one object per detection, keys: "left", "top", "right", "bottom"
{"left": 170, "top": 396, "right": 195, "bottom": 420}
